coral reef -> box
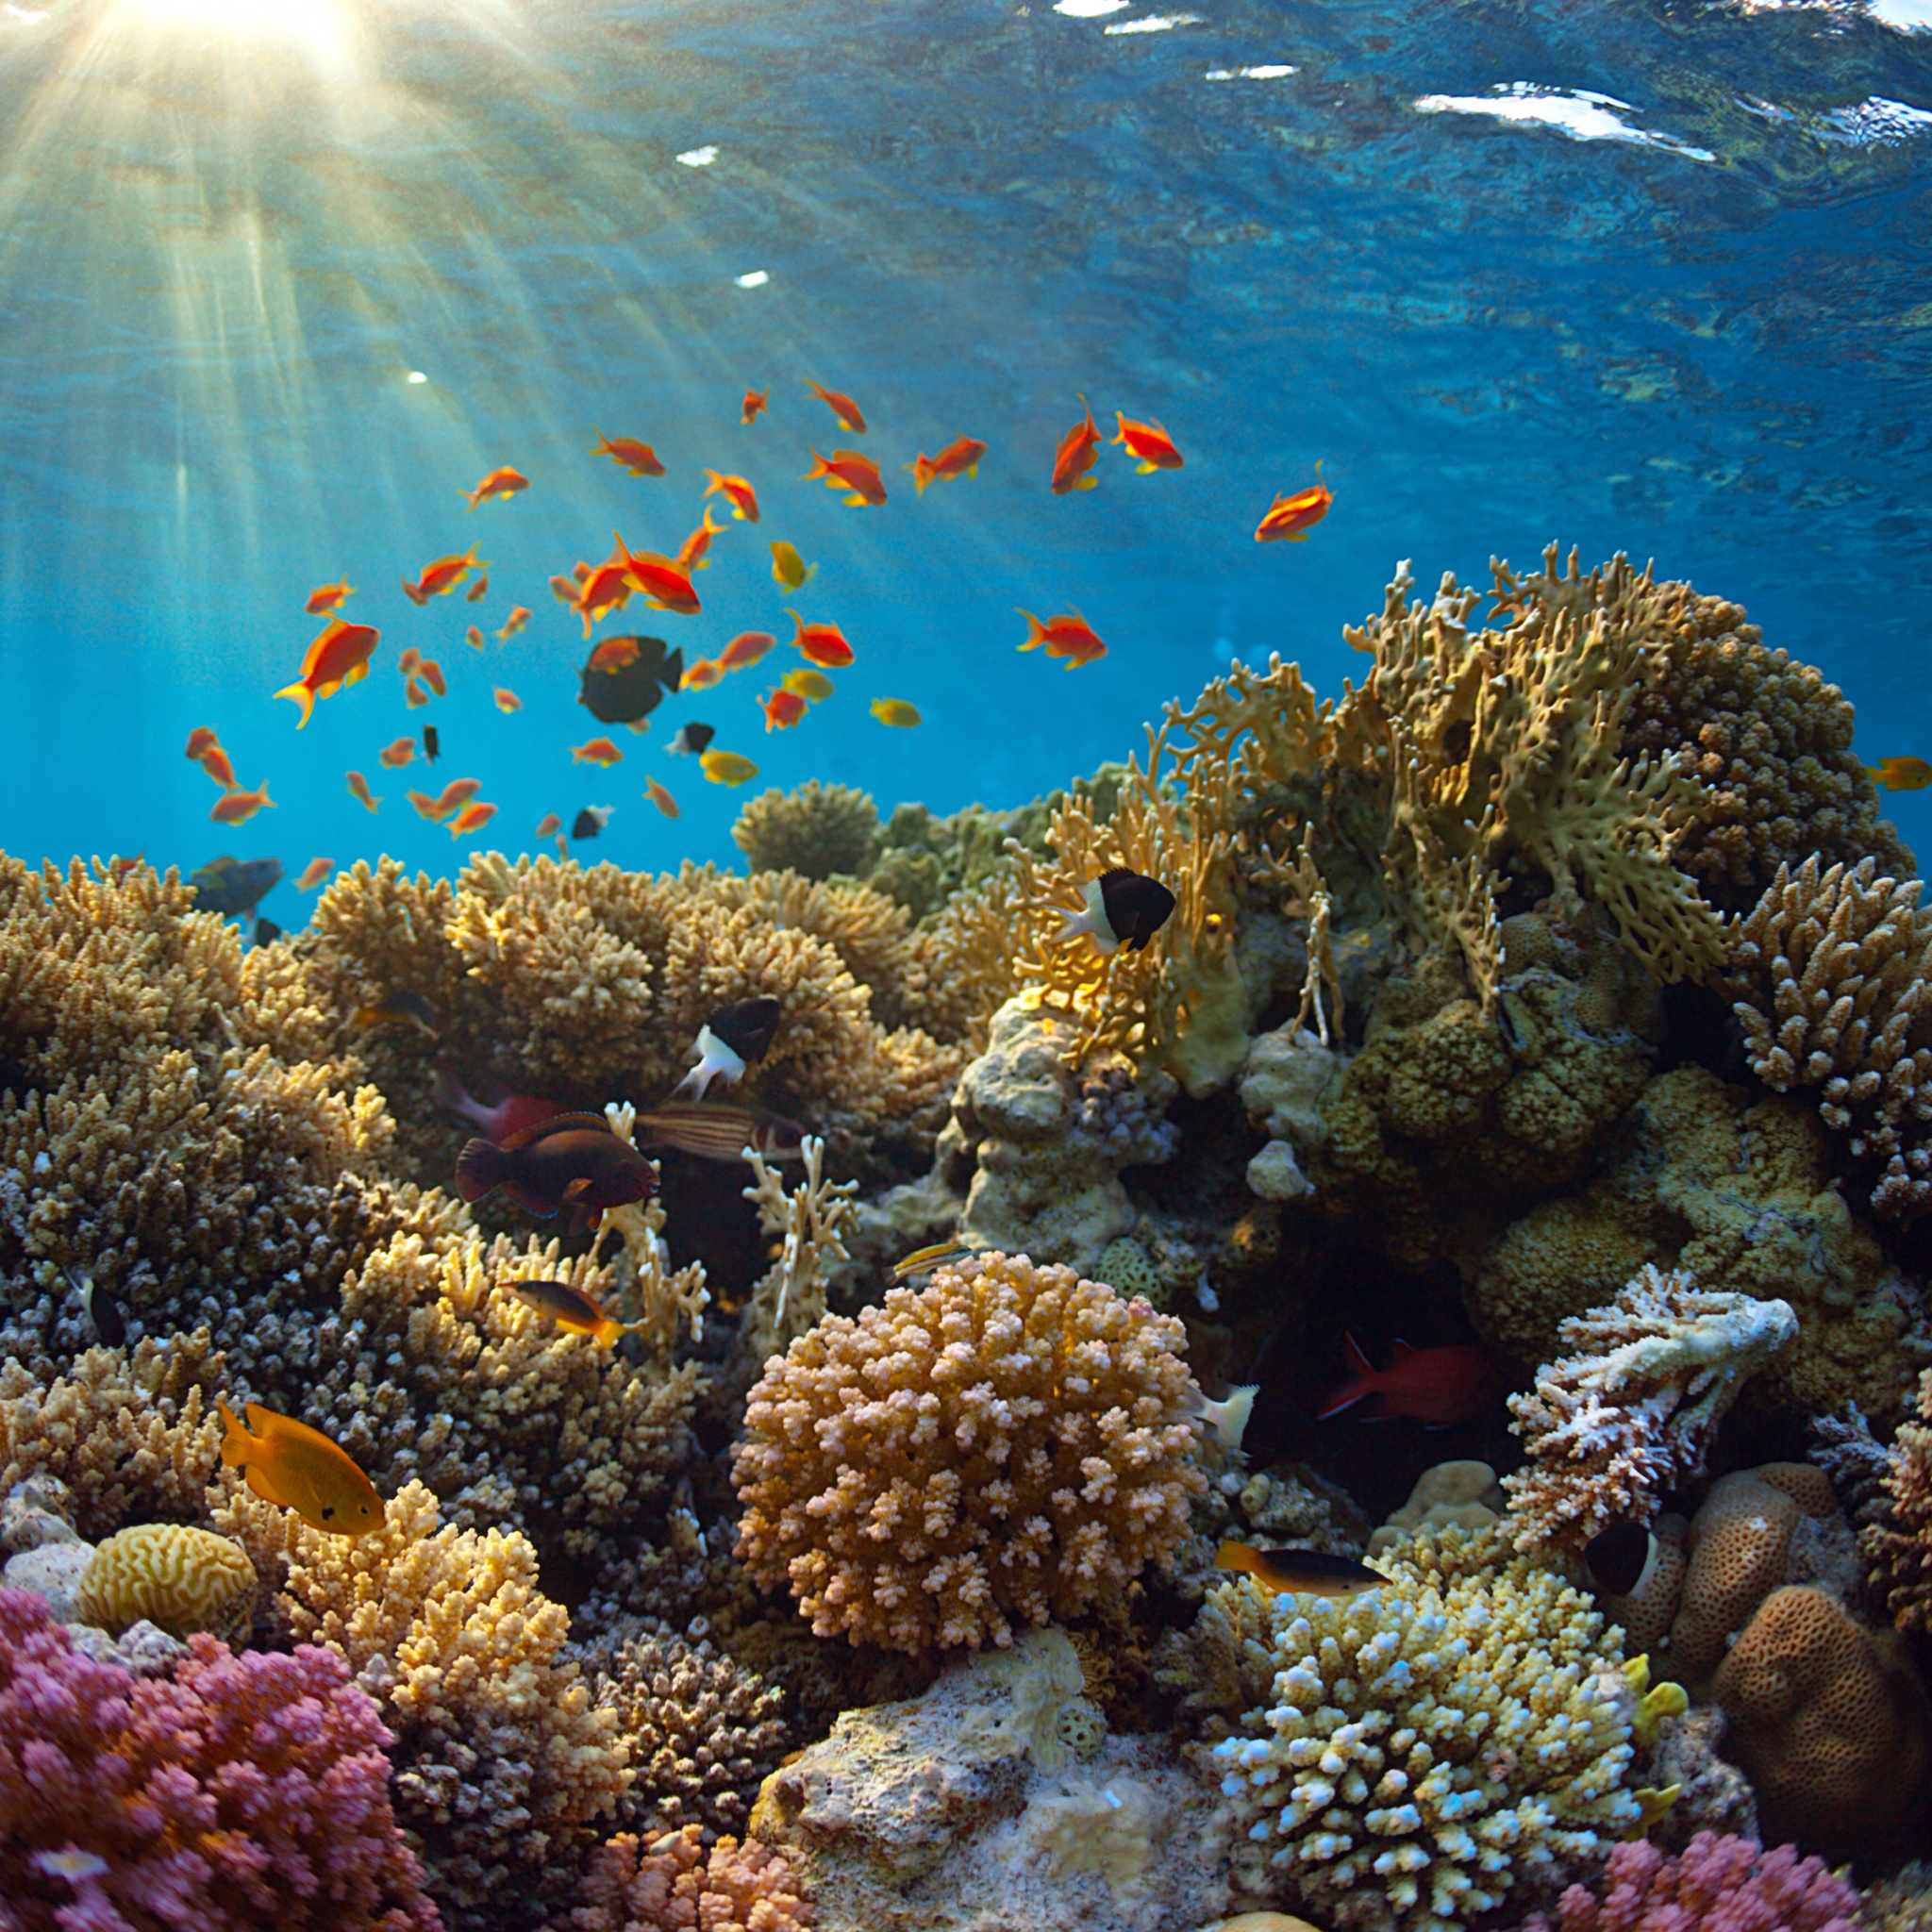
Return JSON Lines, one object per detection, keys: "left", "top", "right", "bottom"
{"left": 75, "top": 1520, "right": 256, "bottom": 1641}
{"left": 549, "top": 1824, "right": 814, "bottom": 1932}
{"left": 1818, "top": 1368, "right": 1932, "bottom": 1633}
{"left": 732, "top": 1252, "right": 1206, "bottom": 1649}
{"left": 0, "top": 1586, "right": 441, "bottom": 1931}
{"left": 732, "top": 778, "right": 880, "bottom": 881}
{"left": 732, "top": 1133, "right": 858, "bottom": 1379}
{"left": 1504, "top": 1264, "right": 1797, "bottom": 1557}
{"left": 1520, "top": 1832, "right": 1861, "bottom": 1932}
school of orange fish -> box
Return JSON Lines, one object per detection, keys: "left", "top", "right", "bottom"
{"left": 180, "top": 380, "right": 1334, "bottom": 899}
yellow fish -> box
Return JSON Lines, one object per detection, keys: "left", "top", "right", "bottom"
{"left": 1865, "top": 756, "right": 1932, "bottom": 792}
{"left": 1215, "top": 1541, "right": 1386, "bottom": 1601}
{"left": 891, "top": 1241, "right": 976, "bottom": 1281}
{"left": 219, "top": 1399, "right": 384, "bottom": 1537}
{"left": 770, "top": 540, "right": 818, "bottom": 591}
{"left": 701, "top": 748, "right": 759, "bottom": 787}
{"left": 509, "top": 1277, "right": 635, "bottom": 1348}
{"left": 871, "top": 697, "right": 922, "bottom": 728}
{"left": 781, "top": 666, "right": 835, "bottom": 701}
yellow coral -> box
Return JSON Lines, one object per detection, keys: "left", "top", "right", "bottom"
{"left": 75, "top": 1523, "right": 256, "bottom": 1641}
{"left": 731, "top": 777, "right": 880, "bottom": 879}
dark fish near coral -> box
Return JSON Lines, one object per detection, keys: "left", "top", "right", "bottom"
{"left": 508, "top": 1277, "right": 635, "bottom": 1348}
{"left": 455, "top": 1111, "right": 658, "bottom": 1231}
{"left": 219, "top": 1399, "right": 383, "bottom": 1536}
{"left": 574, "top": 806, "right": 612, "bottom": 841}
{"left": 1584, "top": 1520, "right": 1659, "bottom": 1599}
{"left": 579, "top": 634, "right": 685, "bottom": 726}
{"left": 1056, "top": 868, "right": 1175, "bottom": 955}
{"left": 65, "top": 1266, "right": 125, "bottom": 1347}
{"left": 1216, "top": 1542, "right": 1387, "bottom": 1601}
{"left": 433, "top": 1068, "right": 568, "bottom": 1144}
{"left": 1316, "top": 1334, "right": 1496, "bottom": 1425}
{"left": 634, "top": 1101, "right": 805, "bottom": 1163}
{"left": 891, "top": 1241, "right": 977, "bottom": 1282}
{"left": 423, "top": 724, "right": 441, "bottom": 763}
{"left": 254, "top": 918, "right": 281, "bottom": 946}
{"left": 352, "top": 991, "right": 441, "bottom": 1041}
{"left": 666, "top": 723, "right": 714, "bottom": 758}
{"left": 673, "top": 997, "right": 783, "bottom": 1102}
{"left": 189, "top": 855, "right": 283, "bottom": 919}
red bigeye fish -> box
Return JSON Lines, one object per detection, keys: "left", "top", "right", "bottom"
{"left": 455, "top": 1110, "right": 658, "bottom": 1232}
{"left": 804, "top": 378, "right": 866, "bottom": 434}
{"left": 1316, "top": 1335, "right": 1496, "bottom": 1425}
{"left": 590, "top": 428, "right": 665, "bottom": 476}
{"left": 433, "top": 1067, "right": 566, "bottom": 1143}
{"left": 1051, "top": 395, "right": 1101, "bottom": 494}
{"left": 741, "top": 387, "right": 770, "bottom": 425}
{"left": 1109, "top": 412, "right": 1183, "bottom": 473}
{"left": 702, "top": 469, "right": 760, "bottom": 522}
{"left": 1256, "top": 479, "right": 1332, "bottom": 543}
{"left": 801, "top": 447, "right": 887, "bottom": 508}
{"left": 787, "top": 609, "right": 854, "bottom": 668}
{"left": 275, "top": 617, "right": 380, "bottom": 726}
{"left": 462, "top": 464, "right": 528, "bottom": 510}
{"left": 907, "top": 436, "right": 987, "bottom": 495}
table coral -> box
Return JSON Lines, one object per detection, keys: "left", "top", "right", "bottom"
{"left": 549, "top": 1824, "right": 814, "bottom": 1932}
{"left": 0, "top": 1585, "right": 441, "bottom": 1931}
{"left": 1202, "top": 1524, "right": 1641, "bottom": 1932}
{"left": 1520, "top": 1831, "right": 1862, "bottom": 1932}
{"left": 1503, "top": 1264, "right": 1797, "bottom": 1558}
{"left": 732, "top": 1251, "right": 1207, "bottom": 1650}
{"left": 733, "top": 777, "right": 880, "bottom": 880}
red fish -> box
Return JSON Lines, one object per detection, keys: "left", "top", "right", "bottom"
{"left": 741, "top": 387, "right": 769, "bottom": 425}
{"left": 198, "top": 744, "right": 241, "bottom": 791}
{"left": 306, "top": 579, "right": 353, "bottom": 615}
{"left": 432, "top": 777, "right": 483, "bottom": 818}
{"left": 447, "top": 800, "right": 498, "bottom": 839}
{"left": 549, "top": 572, "right": 580, "bottom": 606}
{"left": 210, "top": 780, "right": 274, "bottom": 824}
{"left": 402, "top": 546, "right": 485, "bottom": 606}
{"left": 346, "top": 771, "right": 381, "bottom": 813}
{"left": 1316, "top": 1335, "right": 1496, "bottom": 1425}
{"left": 275, "top": 617, "right": 380, "bottom": 726}
{"left": 465, "top": 574, "right": 491, "bottom": 604}
{"left": 587, "top": 636, "right": 642, "bottom": 675}
{"left": 184, "top": 726, "right": 222, "bottom": 761}
{"left": 535, "top": 813, "right": 562, "bottom": 840}
{"left": 787, "top": 609, "right": 854, "bottom": 669}
{"left": 434, "top": 1068, "right": 568, "bottom": 1144}
{"left": 378, "top": 737, "right": 416, "bottom": 769}
{"left": 612, "top": 534, "right": 701, "bottom": 616}
{"left": 761, "top": 688, "right": 808, "bottom": 731}
{"left": 418, "top": 658, "right": 447, "bottom": 698}
{"left": 680, "top": 657, "right": 724, "bottom": 691}
{"left": 590, "top": 428, "right": 665, "bottom": 477}
{"left": 465, "top": 625, "right": 486, "bottom": 652}
{"left": 1016, "top": 608, "right": 1107, "bottom": 669}
{"left": 572, "top": 555, "right": 636, "bottom": 637}
{"left": 676, "top": 506, "right": 724, "bottom": 574}
{"left": 718, "top": 630, "right": 776, "bottom": 674}
{"left": 397, "top": 648, "right": 423, "bottom": 677}
{"left": 455, "top": 1109, "right": 657, "bottom": 1233}
{"left": 1256, "top": 479, "right": 1332, "bottom": 543}
{"left": 1051, "top": 396, "right": 1101, "bottom": 494}
{"left": 644, "top": 776, "right": 679, "bottom": 819}
{"left": 407, "top": 789, "right": 446, "bottom": 822}
{"left": 405, "top": 678, "right": 429, "bottom": 708}
{"left": 573, "top": 738, "right": 625, "bottom": 766}
{"left": 297, "top": 857, "right": 334, "bottom": 892}
{"left": 907, "top": 436, "right": 986, "bottom": 495}
{"left": 805, "top": 379, "right": 866, "bottom": 434}
{"left": 801, "top": 447, "right": 887, "bottom": 508}
{"left": 702, "top": 469, "right": 760, "bottom": 523}
{"left": 1109, "top": 412, "right": 1183, "bottom": 473}
{"left": 462, "top": 465, "right": 528, "bottom": 511}
{"left": 496, "top": 607, "right": 530, "bottom": 643}
{"left": 494, "top": 688, "right": 522, "bottom": 713}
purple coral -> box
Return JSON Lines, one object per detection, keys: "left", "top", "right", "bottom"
{"left": 1523, "top": 1832, "right": 1859, "bottom": 1932}
{"left": 0, "top": 1586, "right": 441, "bottom": 1932}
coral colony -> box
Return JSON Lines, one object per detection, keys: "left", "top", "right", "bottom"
{"left": 6, "top": 545, "right": 1932, "bottom": 1932}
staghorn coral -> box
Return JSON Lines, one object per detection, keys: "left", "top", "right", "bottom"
{"left": 1201, "top": 1524, "right": 1641, "bottom": 1932}
{"left": 0, "top": 1586, "right": 441, "bottom": 1931}
{"left": 1521, "top": 1832, "right": 1861, "bottom": 1932}
{"left": 732, "top": 1252, "right": 1207, "bottom": 1651}
{"left": 733, "top": 778, "right": 880, "bottom": 881}
{"left": 734, "top": 1133, "right": 858, "bottom": 1376}
{"left": 1503, "top": 1264, "right": 1797, "bottom": 1558}
{"left": 75, "top": 1521, "right": 256, "bottom": 1641}
{"left": 548, "top": 1824, "right": 813, "bottom": 1932}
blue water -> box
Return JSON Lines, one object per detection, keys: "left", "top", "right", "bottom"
{"left": 4, "top": 0, "right": 1931, "bottom": 910}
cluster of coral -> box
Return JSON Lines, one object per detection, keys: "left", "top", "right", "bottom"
{"left": 5, "top": 541, "right": 1932, "bottom": 1932}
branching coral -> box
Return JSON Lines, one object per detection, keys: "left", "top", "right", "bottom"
{"left": 734, "top": 1134, "right": 857, "bottom": 1374}
{"left": 549, "top": 1824, "right": 814, "bottom": 1932}
{"left": 1202, "top": 1524, "right": 1641, "bottom": 1932}
{"left": 732, "top": 1252, "right": 1206, "bottom": 1650}
{"left": 1522, "top": 1832, "right": 1861, "bottom": 1932}
{"left": 0, "top": 1586, "right": 441, "bottom": 1931}
{"left": 732, "top": 778, "right": 880, "bottom": 881}
{"left": 1820, "top": 1369, "right": 1932, "bottom": 1635}
{"left": 1504, "top": 1263, "right": 1797, "bottom": 1557}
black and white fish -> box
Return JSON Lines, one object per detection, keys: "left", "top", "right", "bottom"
{"left": 1056, "top": 867, "right": 1176, "bottom": 955}
{"left": 673, "top": 997, "right": 783, "bottom": 1102}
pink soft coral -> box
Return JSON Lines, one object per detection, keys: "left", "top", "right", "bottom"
{"left": 1524, "top": 1832, "right": 1859, "bottom": 1932}
{"left": 0, "top": 1586, "right": 440, "bottom": 1932}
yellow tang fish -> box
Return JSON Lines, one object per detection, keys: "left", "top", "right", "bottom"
{"left": 781, "top": 667, "right": 835, "bottom": 702}
{"left": 219, "top": 1399, "right": 384, "bottom": 1537}
{"left": 1865, "top": 756, "right": 1932, "bottom": 792}
{"left": 770, "top": 540, "right": 817, "bottom": 591}
{"left": 509, "top": 1277, "right": 635, "bottom": 1348}
{"left": 871, "top": 698, "right": 922, "bottom": 728}
{"left": 701, "top": 748, "right": 759, "bottom": 787}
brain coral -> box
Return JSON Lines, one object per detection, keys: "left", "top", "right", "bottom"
{"left": 1205, "top": 1525, "right": 1641, "bottom": 1932}
{"left": 75, "top": 1521, "right": 257, "bottom": 1641}
{"left": 731, "top": 1251, "right": 1207, "bottom": 1650}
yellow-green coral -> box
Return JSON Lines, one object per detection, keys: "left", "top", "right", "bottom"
{"left": 732, "top": 778, "right": 880, "bottom": 880}
{"left": 75, "top": 1522, "right": 256, "bottom": 1641}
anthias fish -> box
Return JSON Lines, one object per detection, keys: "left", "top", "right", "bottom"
{"left": 762, "top": 688, "right": 808, "bottom": 731}
{"left": 633, "top": 1101, "right": 805, "bottom": 1163}
{"left": 907, "top": 436, "right": 986, "bottom": 494}
{"left": 275, "top": 617, "right": 379, "bottom": 726}
{"left": 497, "top": 606, "right": 531, "bottom": 640}
{"left": 1057, "top": 868, "right": 1176, "bottom": 954}
{"left": 184, "top": 725, "right": 221, "bottom": 760}
{"left": 1051, "top": 395, "right": 1101, "bottom": 493}
{"left": 673, "top": 995, "right": 782, "bottom": 1102}
{"left": 612, "top": 534, "right": 701, "bottom": 615}
{"left": 509, "top": 1277, "right": 634, "bottom": 1348}
{"left": 297, "top": 857, "right": 333, "bottom": 892}
{"left": 305, "top": 579, "right": 353, "bottom": 615}
{"left": 805, "top": 378, "right": 867, "bottom": 434}
{"left": 787, "top": 610, "right": 855, "bottom": 668}
{"left": 677, "top": 506, "right": 724, "bottom": 573}
{"left": 1216, "top": 1542, "right": 1387, "bottom": 1601}
{"left": 579, "top": 634, "right": 684, "bottom": 726}
{"left": 352, "top": 991, "right": 441, "bottom": 1040}
{"left": 220, "top": 1399, "right": 384, "bottom": 1537}
{"left": 666, "top": 723, "right": 714, "bottom": 758}
{"left": 590, "top": 428, "right": 666, "bottom": 476}
{"left": 402, "top": 545, "right": 485, "bottom": 604}
{"left": 433, "top": 1067, "right": 565, "bottom": 1143}
{"left": 1109, "top": 412, "right": 1184, "bottom": 473}
{"left": 574, "top": 806, "right": 613, "bottom": 839}
{"left": 1315, "top": 1335, "right": 1495, "bottom": 1425}
{"left": 573, "top": 738, "right": 625, "bottom": 766}
{"left": 462, "top": 464, "right": 528, "bottom": 510}
{"left": 741, "top": 387, "right": 769, "bottom": 425}
{"left": 466, "top": 574, "right": 491, "bottom": 603}
{"left": 645, "top": 776, "right": 679, "bottom": 819}
{"left": 456, "top": 1110, "right": 658, "bottom": 1231}
{"left": 1017, "top": 608, "right": 1107, "bottom": 668}
{"left": 1583, "top": 1520, "right": 1660, "bottom": 1599}
{"left": 719, "top": 630, "right": 776, "bottom": 673}
{"left": 447, "top": 800, "right": 497, "bottom": 839}
{"left": 494, "top": 688, "right": 522, "bottom": 713}
{"left": 703, "top": 469, "right": 761, "bottom": 522}
{"left": 1256, "top": 480, "right": 1332, "bottom": 542}
{"left": 801, "top": 447, "right": 887, "bottom": 508}
{"left": 196, "top": 742, "right": 240, "bottom": 791}
{"left": 536, "top": 813, "right": 562, "bottom": 840}
{"left": 346, "top": 771, "right": 381, "bottom": 812}
{"left": 210, "top": 781, "right": 275, "bottom": 825}
{"left": 189, "top": 855, "right": 283, "bottom": 917}
{"left": 379, "top": 737, "right": 417, "bottom": 769}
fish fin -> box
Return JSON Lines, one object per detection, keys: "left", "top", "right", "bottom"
{"left": 274, "top": 682, "right": 316, "bottom": 727}
{"left": 561, "top": 1176, "right": 595, "bottom": 1202}
{"left": 1286, "top": 530, "right": 1308, "bottom": 541}
{"left": 1390, "top": 1339, "right": 1419, "bottom": 1361}
{"left": 454, "top": 1138, "right": 507, "bottom": 1202}
{"left": 498, "top": 1110, "right": 612, "bottom": 1149}
{"left": 1314, "top": 1382, "right": 1372, "bottom": 1422}
{"left": 1341, "top": 1332, "right": 1375, "bottom": 1377}
{"left": 842, "top": 491, "right": 866, "bottom": 507}
{"left": 1074, "top": 475, "right": 1096, "bottom": 490}
{"left": 217, "top": 1398, "right": 250, "bottom": 1466}
{"left": 346, "top": 660, "right": 369, "bottom": 686}
{"left": 802, "top": 563, "right": 818, "bottom": 583}
{"left": 1054, "top": 909, "right": 1093, "bottom": 945}
{"left": 1136, "top": 460, "right": 1158, "bottom": 475}
{"left": 504, "top": 1182, "right": 561, "bottom": 1218}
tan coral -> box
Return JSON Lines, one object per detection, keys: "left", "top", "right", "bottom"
{"left": 551, "top": 1824, "right": 815, "bottom": 1932}
{"left": 75, "top": 1522, "right": 256, "bottom": 1641}
{"left": 733, "top": 1134, "right": 858, "bottom": 1374}
{"left": 733, "top": 778, "right": 880, "bottom": 880}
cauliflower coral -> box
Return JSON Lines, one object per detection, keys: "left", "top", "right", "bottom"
{"left": 731, "top": 1252, "right": 1206, "bottom": 1650}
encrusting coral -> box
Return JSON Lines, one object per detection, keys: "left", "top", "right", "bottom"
{"left": 732, "top": 777, "right": 881, "bottom": 881}
{"left": 732, "top": 1251, "right": 1207, "bottom": 1650}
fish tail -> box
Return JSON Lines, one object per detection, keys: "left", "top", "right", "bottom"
{"left": 454, "top": 1137, "right": 507, "bottom": 1203}
{"left": 1016, "top": 609, "right": 1046, "bottom": 651}
{"left": 1214, "top": 1540, "right": 1259, "bottom": 1576}
{"left": 1054, "top": 908, "right": 1091, "bottom": 944}
{"left": 217, "top": 1397, "right": 250, "bottom": 1467}
{"left": 274, "top": 681, "right": 316, "bottom": 728}
{"left": 800, "top": 451, "right": 830, "bottom": 481}
{"left": 1074, "top": 475, "right": 1097, "bottom": 491}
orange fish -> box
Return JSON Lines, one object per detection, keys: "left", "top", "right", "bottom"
{"left": 787, "top": 609, "right": 854, "bottom": 669}
{"left": 406, "top": 678, "right": 430, "bottom": 708}
{"left": 184, "top": 726, "right": 221, "bottom": 760}
{"left": 407, "top": 789, "right": 446, "bottom": 822}
{"left": 378, "top": 737, "right": 416, "bottom": 769}
{"left": 676, "top": 506, "right": 725, "bottom": 574}
{"left": 462, "top": 464, "right": 528, "bottom": 510}
{"left": 572, "top": 555, "right": 636, "bottom": 637}
{"left": 198, "top": 744, "right": 241, "bottom": 791}
{"left": 110, "top": 850, "right": 144, "bottom": 884}
{"left": 556, "top": 834, "right": 570, "bottom": 859}
{"left": 432, "top": 778, "right": 483, "bottom": 817}
{"left": 644, "top": 776, "right": 679, "bottom": 819}
{"left": 275, "top": 617, "right": 380, "bottom": 727}
{"left": 1017, "top": 608, "right": 1107, "bottom": 668}
{"left": 680, "top": 657, "right": 724, "bottom": 691}
{"left": 1110, "top": 412, "right": 1183, "bottom": 473}
{"left": 210, "top": 780, "right": 274, "bottom": 824}
{"left": 586, "top": 635, "right": 643, "bottom": 674}
{"left": 1051, "top": 396, "right": 1101, "bottom": 494}
{"left": 702, "top": 469, "right": 760, "bottom": 523}
{"left": 590, "top": 428, "right": 665, "bottom": 477}
{"left": 612, "top": 534, "right": 701, "bottom": 616}
{"left": 802, "top": 447, "right": 887, "bottom": 508}
{"left": 397, "top": 648, "right": 423, "bottom": 677}
{"left": 741, "top": 387, "right": 769, "bottom": 426}
{"left": 497, "top": 606, "right": 531, "bottom": 641}
{"left": 418, "top": 658, "right": 447, "bottom": 698}
{"left": 297, "top": 857, "right": 334, "bottom": 892}
{"left": 761, "top": 688, "right": 808, "bottom": 731}
{"left": 536, "top": 812, "right": 562, "bottom": 839}
{"left": 306, "top": 579, "right": 353, "bottom": 615}
{"left": 549, "top": 573, "right": 580, "bottom": 606}
{"left": 907, "top": 436, "right": 986, "bottom": 495}
{"left": 573, "top": 738, "right": 625, "bottom": 766}
{"left": 346, "top": 770, "right": 381, "bottom": 813}
{"left": 805, "top": 379, "right": 866, "bottom": 434}
{"left": 719, "top": 629, "right": 776, "bottom": 674}
{"left": 465, "top": 574, "right": 491, "bottom": 604}
{"left": 1256, "top": 479, "right": 1332, "bottom": 543}
{"left": 494, "top": 688, "right": 522, "bottom": 713}
{"left": 468, "top": 626, "right": 490, "bottom": 653}
{"left": 402, "top": 546, "right": 484, "bottom": 606}
{"left": 448, "top": 800, "right": 498, "bottom": 839}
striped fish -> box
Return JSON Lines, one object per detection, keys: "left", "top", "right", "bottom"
{"left": 633, "top": 1102, "right": 806, "bottom": 1163}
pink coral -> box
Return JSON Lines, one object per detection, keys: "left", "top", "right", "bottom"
{"left": 547, "top": 1824, "right": 813, "bottom": 1931}
{"left": 0, "top": 1586, "right": 440, "bottom": 1932}
{"left": 1523, "top": 1832, "right": 1859, "bottom": 1932}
